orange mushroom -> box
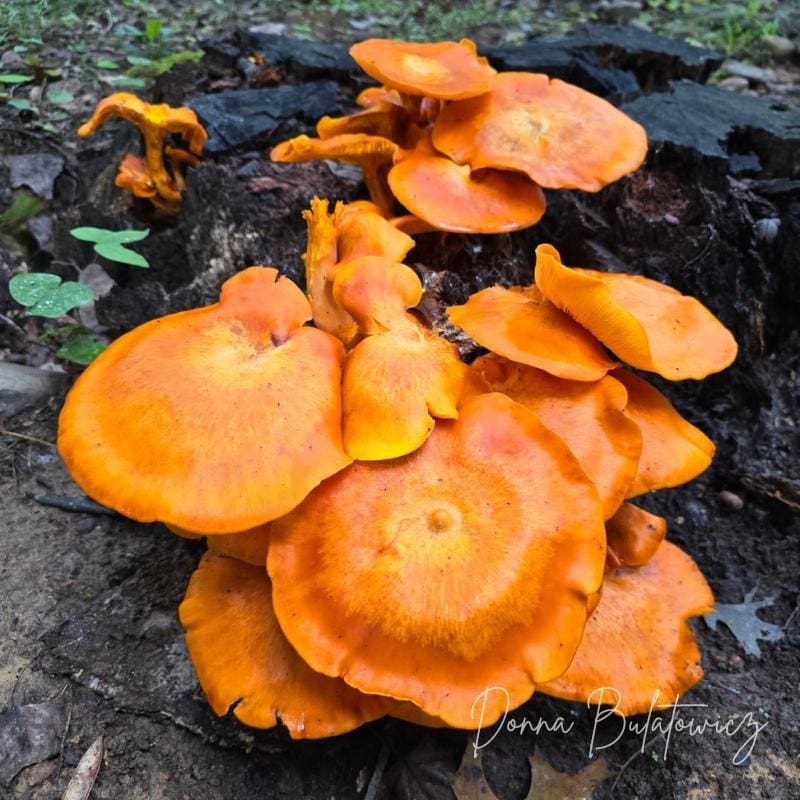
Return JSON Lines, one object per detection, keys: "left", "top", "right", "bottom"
{"left": 268, "top": 392, "right": 606, "bottom": 728}
{"left": 337, "top": 200, "right": 415, "bottom": 264}
{"left": 432, "top": 72, "right": 647, "bottom": 192}
{"left": 448, "top": 283, "right": 617, "bottom": 381}
{"left": 540, "top": 541, "right": 714, "bottom": 714}
{"left": 78, "top": 92, "right": 206, "bottom": 209}
{"left": 387, "top": 137, "right": 546, "bottom": 233}
{"left": 605, "top": 502, "right": 666, "bottom": 569}
{"left": 58, "top": 267, "right": 351, "bottom": 533}
{"left": 534, "top": 245, "right": 738, "bottom": 380}
{"left": 349, "top": 38, "right": 496, "bottom": 100}
{"left": 165, "top": 522, "right": 271, "bottom": 567}
{"left": 179, "top": 552, "right": 393, "bottom": 737}
{"left": 472, "top": 355, "right": 641, "bottom": 518}
{"left": 615, "top": 369, "right": 715, "bottom": 497}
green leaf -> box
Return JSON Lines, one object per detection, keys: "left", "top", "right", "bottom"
{"left": 126, "top": 55, "right": 152, "bottom": 66}
{"left": 145, "top": 18, "right": 163, "bottom": 41}
{"left": 57, "top": 328, "right": 107, "bottom": 365}
{"left": 27, "top": 281, "right": 94, "bottom": 317}
{"left": 96, "top": 58, "right": 119, "bottom": 70}
{"left": 8, "top": 98, "right": 33, "bottom": 111}
{"left": 0, "top": 73, "right": 33, "bottom": 84}
{"left": 9, "top": 273, "right": 61, "bottom": 306}
{"left": 95, "top": 241, "right": 150, "bottom": 268}
{"left": 70, "top": 226, "right": 117, "bottom": 243}
{"left": 46, "top": 87, "right": 74, "bottom": 104}
{"left": 109, "top": 76, "right": 147, "bottom": 90}
{"left": 106, "top": 228, "right": 150, "bottom": 244}
{"left": 0, "top": 191, "right": 45, "bottom": 231}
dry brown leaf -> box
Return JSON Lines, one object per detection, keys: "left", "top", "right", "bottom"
{"left": 61, "top": 735, "right": 104, "bottom": 800}
{"left": 526, "top": 752, "right": 610, "bottom": 800}
{"left": 451, "top": 749, "right": 500, "bottom": 800}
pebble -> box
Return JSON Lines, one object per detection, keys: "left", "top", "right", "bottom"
{"left": 755, "top": 217, "right": 781, "bottom": 244}
{"left": 761, "top": 34, "right": 796, "bottom": 61}
{"left": 718, "top": 76, "right": 749, "bottom": 92}
{"left": 722, "top": 59, "right": 776, "bottom": 84}
{"left": 594, "top": 0, "right": 643, "bottom": 24}
{"left": 719, "top": 490, "right": 745, "bottom": 511}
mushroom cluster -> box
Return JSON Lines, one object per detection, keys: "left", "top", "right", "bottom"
{"left": 78, "top": 92, "right": 207, "bottom": 213}
{"left": 58, "top": 198, "right": 735, "bottom": 736}
{"left": 271, "top": 38, "right": 647, "bottom": 233}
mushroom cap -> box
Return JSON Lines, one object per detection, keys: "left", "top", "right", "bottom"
{"left": 270, "top": 132, "right": 398, "bottom": 165}
{"left": 614, "top": 369, "right": 714, "bottom": 497}
{"left": 605, "top": 503, "right": 666, "bottom": 569}
{"left": 388, "top": 138, "right": 546, "bottom": 234}
{"left": 206, "top": 524, "right": 271, "bottom": 567}
{"left": 179, "top": 552, "right": 393, "bottom": 738}
{"left": 472, "top": 355, "right": 642, "bottom": 518}
{"left": 302, "top": 198, "right": 360, "bottom": 346}
{"left": 337, "top": 202, "right": 415, "bottom": 264}
{"left": 114, "top": 154, "right": 157, "bottom": 198}
{"left": 78, "top": 92, "right": 207, "bottom": 154}
{"left": 342, "top": 322, "right": 467, "bottom": 460}
{"left": 349, "top": 39, "right": 496, "bottom": 101}
{"left": 58, "top": 267, "right": 351, "bottom": 533}
{"left": 540, "top": 541, "right": 714, "bottom": 715}
{"left": 268, "top": 392, "right": 606, "bottom": 728}
{"left": 432, "top": 72, "right": 647, "bottom": 192}
{"left": 331, "top": 256, "right": 423, "bottom": 335}
{"left": 534, "top": 245, "right": 738, "bottom": 380}
{"left": 448, "top": 283, "right": 617, "bottom": 381}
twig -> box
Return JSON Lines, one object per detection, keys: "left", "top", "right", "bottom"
{"left": 364, "top": 735, "right": 392, "bottom": 800}
{"left": 783, "top": 598, "right": 800, "bottom": 631}
{"left": 35, "top": 494, "right": 118, "bottom": 516}
{"left": 609, "top": 732, "right": 666, "bottom": 797}
{"left": 1, "top": 428, "right": 57, "bottom": 448}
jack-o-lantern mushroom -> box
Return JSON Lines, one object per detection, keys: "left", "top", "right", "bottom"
{"left": 58, "top": 267, "right": 351, "bottom": 533}
{"left": 387, "top": 137, "right": 547, "bottom": 234}
{"left": 268, "top": 393, "right": 606, "bottom": 728}
{"left": 180, "top": 552, "right": 393, "bottom": 737}
{"left": 432, "top": 72, "right": 647, "bottom": 192}
{"left": 447, "top": 282, "right": 617, "bottom": 382}
{"left": 331, "top": 255, "right": 467, "bottom": 459}
{"left": 540, "top": 541, "right": 714, "bottom": 714}
{"left": 78, "top": 92, "right": 206, "bottom": 212}
{"left": 349, "top": 38, "right": 497, "bottom": 101}
{"left": 534, "top": 244, "right": 738, "bottom": 380}
{"left": 605, "top": 502, "right": 667, "bottom": 570}
{"left": 471, "top": 355, "right": 642, "bottom": 519}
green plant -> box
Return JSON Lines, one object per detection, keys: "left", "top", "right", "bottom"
{"left": 70, "top": 226, "right": 151, "bottom": 268}
{"left": 9, "top": 272, "right": 93, "bottom": 318}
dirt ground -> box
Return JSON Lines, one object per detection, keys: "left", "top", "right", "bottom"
{"left": 1, "top": 22, "right": 799, "bottom": 800}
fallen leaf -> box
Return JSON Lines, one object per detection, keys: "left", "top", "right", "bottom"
{"left": 451, "top": 749, "right": 500, "bottom": 800}
{"left": 1, "top": 153, "right": 65, "bottom": 199}
{"left": 526, "top": 752, "right": 610, "bottom": 800}
{"left": 61, "top": 735, "right": 104, "bottom": 800}
{"left": 705, "top": 588, "right": 785, "bottom": 657}
{"left": 247, "top": 175, "right": 287, "bottom": 193}
{"left": 0, "top": 701, "right": 67, "bottom": 786}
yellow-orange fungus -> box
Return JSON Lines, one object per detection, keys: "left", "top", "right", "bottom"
{"left": 268, "top": 392, "right": 606, "bottom": 728}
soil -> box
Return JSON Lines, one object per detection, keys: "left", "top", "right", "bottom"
{"left": 1, "top": 24, "right": 799, "bottom": 800}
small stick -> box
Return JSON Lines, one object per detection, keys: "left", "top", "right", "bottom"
{"left": 364, "top": 736, "right": 392, "bottom": 800}
{"left": 1, "top": 429, "right": 57, "bottom": 448}
{"left": 35, "top": 495, "right": 118, "bottom": 516}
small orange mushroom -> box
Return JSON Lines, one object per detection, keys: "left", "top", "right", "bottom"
{"left": 472, "top": 355, "right": 641, "bottom": 518}
{"left": 615, "top": 369, "right": 715, "bottom": 497}
{"left": 179, "top": 552, "right": 393, "bottom": 737}
{"left": 605, "top": 502, "right": 666, "bottom": 569}
{"left": 349, "top": 38, "right": 496, "bottom": 101}
{"left": 165, "top": 522, "right": 271, "bottom": 567}
{"left": 432, "top": 72, "right": 647, "bottom": 192}
{"left": 268, "top": 392, "right": 606, "bottom": 728}
{"left": 78, "top": 92, "right": 206, "bottom": 210}
{"left": 540, "top": 541, "right": 714, "bottom": 715}
{"left": 387, "top": 137, "right": 546, "bottom": 233}
{"left": 448, "top": 283, "right": 617, "bottom": 381}
{"left": 534, "top": 245, "right": 738, "bottom": 380}
{"left": 58, "top": 267, "right": 351, "bottom": 533}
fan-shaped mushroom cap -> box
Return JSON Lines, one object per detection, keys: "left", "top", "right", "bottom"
{"left": 206, "top": 524, "right": 271, "bottom": 567}
{"left": 179, "top": 552, "right": 392, "bottom": 737}
{"left": 614, "top": 369, "right": 714, "bottom": 497}
{"left": 337, "top": 202, "right": 415, "bottom": 264}
{"left": 332, "top": 256, "right": 423, "bottom": 335}
{"left": 342, "top": 322, "right": 467, "bottom": 460}
{"left": 115, "top": 154, "right": 157, "bottom": 198}
{"left": 350, "top": 39, "right": 496, "bottom": 101}
{"left": 448, "top": 284, "right": 616, "bottom": 381}
{"left": 605, "top": 503, "right": 666, "bottom": 569}
{"left": 432, "top": 72, "right": 647, "bottom": 192}
{"left": 540, "top": 541, "right": 714, "bottom": 715}
{"left": 472, "top": 355, "right": 641, "bottom": 518}
{"left": 268, "top": 393, "right": 606, "bottom": 728}
{"left": 58, "top": 267, "right": 351, "bottom": 533}
{"left": 388, "top": 138, "right": 546, "bottom": 233}
{"left": 534, "top": 245, "right": 738, "bottom": 380}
